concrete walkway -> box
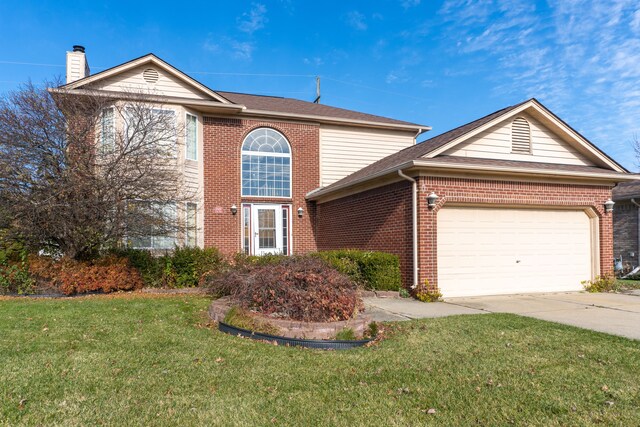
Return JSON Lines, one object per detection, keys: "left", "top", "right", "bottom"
{"left": 447, "top": 292, "right": 640, "bottom": 341}
{"left": 363, "top": 297, "right": 486, "bottom": 321}
{"left": 364, "top": 292, "right": 640, "bottom": 341}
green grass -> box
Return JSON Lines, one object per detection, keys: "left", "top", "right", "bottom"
{"left": 1, "top": 294, "right": 640, "bottom": 426}
{"left": 617, "top": 279, "right": 640, "bottom": 290}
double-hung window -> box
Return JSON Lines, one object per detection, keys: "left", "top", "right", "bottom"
{"left": 185, "top": 113, "right": 197, "bottom": 160}
{"left": 186, "top": 202, "right": 197, "bottom": 247}
{"left": 128, "top": 201, "right": 177, "bottom": 250}
{"left": 124, "top": 107, "right": 177, "bottom": 156}
{"left": 100, "top": 107, "right": 115, "bottom": 152}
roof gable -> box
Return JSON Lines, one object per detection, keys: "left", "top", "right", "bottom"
{"left": 61, "top": 54, "right": 230, "bottom": 103}
{"left": 425, "top": 99, "right": 626, "bottom": 172}
{"left": 443, "top": 112, "right": 595, "bottom": 167}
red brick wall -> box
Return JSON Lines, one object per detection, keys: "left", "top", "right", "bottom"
{"left": 613, "top": 201, "right": 639, "bottom": 267}
{"left": 315, "top": 180, "right": 414, "bottom": 286}
{"left": 417, "top": 176, "right": 614, "bottom": 290}
{"left": 202, "top": 117, "right": 319, "bottom": 255}
{"left": 317, "top": 176, "right": 614, "bottom": 291}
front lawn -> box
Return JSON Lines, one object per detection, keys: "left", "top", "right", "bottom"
{"left": 617, "top": 279, "right": 640, "bottom": 290}
{"left": 1, "top": 294, "right": 639, "bottom": 426}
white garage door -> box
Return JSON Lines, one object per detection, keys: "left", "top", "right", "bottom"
{"left": 437, "top": 207, "right": 593, "bottom": 297}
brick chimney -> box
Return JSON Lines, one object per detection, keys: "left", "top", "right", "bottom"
{"left": 66, "top": 45, "right": 90, "bottom": 84}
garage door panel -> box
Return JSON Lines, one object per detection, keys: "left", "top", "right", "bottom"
{"left": 437, "top": 207, "right": 592, "bottom": 297}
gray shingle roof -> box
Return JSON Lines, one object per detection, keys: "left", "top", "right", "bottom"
{"left": 313, "top": 101, "right": 527, "bottom": 193}
{"left": 215, "top": 91, "right": 426, "bottom": 127}
{"left": 613, "top": 181, "right": 640, "bottom": 201}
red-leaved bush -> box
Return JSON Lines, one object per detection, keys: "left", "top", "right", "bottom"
{"left": 29, "top": 255, "right": 144, "bottom": 295}
{"left": 204, "top": 256, "right": 363, "bottom": 322}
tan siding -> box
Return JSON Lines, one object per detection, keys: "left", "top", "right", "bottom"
{"left": 443, "top": 113, "right": 594, "bottom": 166}
{"left": 90, "top": 66, "right": 210, "bottom": 100}
{"left": 319, "top": 125, "right": 415, "bottom": 186}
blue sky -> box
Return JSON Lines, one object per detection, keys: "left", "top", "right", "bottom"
{"left": 1, "top": 0, "right": 639, "bottom": 170}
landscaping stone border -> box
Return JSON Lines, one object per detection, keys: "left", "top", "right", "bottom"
{"left": 218, "top": 321, "right": 372, "bottom": 350}
{"left": 209, "top": 296, "right": 373, "bottom": 340}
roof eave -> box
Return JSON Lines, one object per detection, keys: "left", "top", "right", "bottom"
{"left": 60, "top": 54, "right": 231, "bottom": 104}
{"left": 242, "top": 108, "right": 430, "bottom": 133}
{"left": 423, "top": 99, "right": 627, "bottom": 173}
{"left": 308, "top": 159, "right": 636, "bottom": 201}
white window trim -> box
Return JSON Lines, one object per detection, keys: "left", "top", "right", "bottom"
{"left": 127, "top": 200, "right": 177, "bottom": 250}
{"left": 241, "top": 128, "right": 293, "bottom": 199}
{"left": 100, "top": 107, "right": 115, "bottom": 152}
{"left": 185, "top": 112, "right": 198, "bottom": 161}
{"left": 124, "top": 106, "right": 178, "bottom": 159}
{"left": 185, "top": 202, "right": 197, "bottom": 247}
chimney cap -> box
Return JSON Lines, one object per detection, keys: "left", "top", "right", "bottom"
{"left": 72, "top": 45, "right": 85, "bottom": 53}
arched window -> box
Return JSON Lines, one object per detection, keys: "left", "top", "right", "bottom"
{"left": 511, "top": 117, "right": 531, "bottom": 154}
{"left": 241, "top": 128, "right": 291, "bottom": 197}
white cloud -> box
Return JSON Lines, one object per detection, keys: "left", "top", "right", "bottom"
{"left": 401, "top": 0, "right": 420, "bottom": 8}
{"left": 230, "top": 40, "right": 254, "bottom": 60}
{"left": 631, "top": 9, "right": 640, "bottom": 33}
{"left": 238, "top": 3, "right": 268, "bottom": 35}
{"left": 303, "top": 57, "right": 324, "bottom": 66}
{"left": 437, "top": 0, "right": 640, "bottom": 169}
{"left": 346, "top": 11, "right": 367, "bottom": 31}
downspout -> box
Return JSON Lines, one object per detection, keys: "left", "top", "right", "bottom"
{"left": 631, "top": 198, "right": 640, "bottom": 267}
{"left": 398, "top": 170, "right": 418, "bottom": 288}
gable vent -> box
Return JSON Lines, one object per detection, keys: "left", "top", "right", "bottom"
{"left": 511, "top": 117, "right": 531, "bottom": 154}
{"left": 142, "top": 68, "right": 159, "bottom": 85}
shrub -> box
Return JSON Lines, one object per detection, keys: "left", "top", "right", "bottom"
{"left": 29, "top": 255, "right": 144, "bottom": 295}
{"left": 205, "top": 256, "right": 363, "bottom": 322}
{"left": 0, "top": 251, "right": 35, "bottom": 295}
{"left": 582, "top": 275, "right": 618, "bottom": 293}
{"left": 335, "top": 328, "right": 357, "bottom": 341}
{"left": 112, "top": 247, "right": 227, "bottom": 288}
{"left": 109, "top": 248, "right": 163, "bottom": 286}
{"left": 413, "top": 279, "right": 442, "bottom": 302}
{"left": 316, "top": 250, "right": 402, "bottom": 291}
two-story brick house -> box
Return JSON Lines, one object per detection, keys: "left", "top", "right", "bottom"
{"left": 55, "top": 46, "right": 634, "bottom": 297}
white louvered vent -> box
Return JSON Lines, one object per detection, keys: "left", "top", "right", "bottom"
{"left": 142, "top": 68, "right": 159, "bottom": 85}
{"left": 511, "top": 117, "right": 531, "bottom": 154}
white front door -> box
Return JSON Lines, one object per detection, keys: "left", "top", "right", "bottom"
{"left": 252, "top": 204, "right": 284, "bottom": 255}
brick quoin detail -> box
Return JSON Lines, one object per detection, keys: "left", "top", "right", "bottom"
{"left": 418, "top": 176, "right": 614, "bottom": 292}
{"left": 202, "top": 117, "right": 319, "bottom": 256}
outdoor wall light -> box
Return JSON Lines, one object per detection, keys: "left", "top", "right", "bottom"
{"left": 604, "top": 199, "right": 615, "bottom": 213}
{"left": 427, "top": 192, "right": 439, "bottom": 209}
{"left": 297, "top": 207, "right": 304, "bottom": 218}
{"left": 230, "top": 204, "right": 238, "bottom": 215}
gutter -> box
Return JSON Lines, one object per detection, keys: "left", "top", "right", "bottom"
{"left": 47, "top": 88, "right": 247, "bottom": 113}
{"left": 631, "top": 198, "right": 640, "bottom": 265}
{"left": 308, "top": 160, "right": 636, "bottom": 201}
{"left": 241, "top": 108, "right": 431, "bottom": 133}
{"left": 397, "top": 170, "right": 419, "bottom": 289}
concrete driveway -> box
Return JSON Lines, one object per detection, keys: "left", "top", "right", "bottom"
{"left": 364, "top": 292, "right": 640, "bottom": 340}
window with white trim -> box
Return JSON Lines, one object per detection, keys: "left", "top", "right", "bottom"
{"left": 511, "top": 117, "right": 531, "bottom": 154}
{"left": 124, "top": 107, "right": 177, "bottom": 157}
{"left": 185, "top": 113, "right": 197, "bottom": 160}
{"left": 186, "top": 202, "right": 197, "bottom": 247}
{"left": 127, "top": 201, "right": 177, "bottom": 250}
{"left": 241, "top": 128, "right": 291, "bottom": 197}
{"left": 100, "top": 107, "right": 115, "bottom": 152}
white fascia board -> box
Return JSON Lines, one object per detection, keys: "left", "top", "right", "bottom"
{"left": 425, "top": 100, "right": 625, "bottom": 173}
{"left": 61, "top": 55, "right": 230, "bottom": 104}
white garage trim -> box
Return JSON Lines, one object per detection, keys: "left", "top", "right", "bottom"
{"left": 437, "top": 205, "right": 599, "bottom": 298}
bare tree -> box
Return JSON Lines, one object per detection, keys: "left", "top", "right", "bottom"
{"left": 0, "top": 80, "right": 194, "bottom": 259}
